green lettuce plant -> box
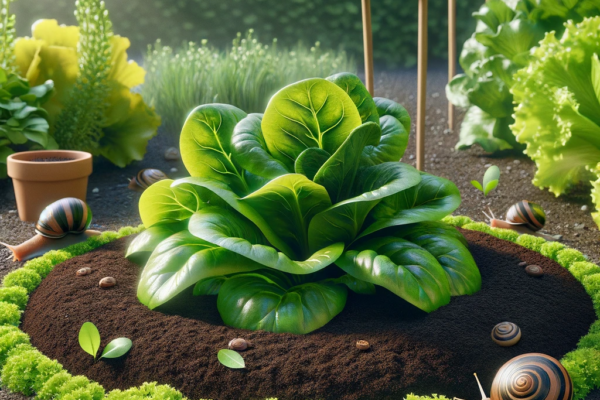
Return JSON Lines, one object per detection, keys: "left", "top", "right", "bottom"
{"left": 127, "top": 73, "right": 481, "bottom": 334}
{"left": 446, "top": 0, "right": 600, "bottom": 153}
{"left": 511, "top": 16, "right": 600, "bottom": 228}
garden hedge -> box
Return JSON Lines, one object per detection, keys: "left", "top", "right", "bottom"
{"left": 2, "top": 219, "right": 600, "bottom": 399}
{"left": 12, "top": 0, "right": 480, "bottom": 67}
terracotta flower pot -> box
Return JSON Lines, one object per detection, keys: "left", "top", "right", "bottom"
{"left": 7, "top": 150, "right": 93, "bottom": 222}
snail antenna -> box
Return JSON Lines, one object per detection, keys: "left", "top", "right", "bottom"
{"left": 474, "top": 373, "right": 488, "bottom": 400}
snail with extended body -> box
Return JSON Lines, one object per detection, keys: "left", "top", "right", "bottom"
{"left": 1, "top": 198, "right": 101, "bottom": 262}
{"left": 128, "top": 169, "right": 168, "bottom": 192}
{"left": 483, "top": 200, "right": 561, "bottom": 241}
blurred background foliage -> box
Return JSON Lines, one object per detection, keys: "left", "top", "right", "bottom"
{"left": 12, "top": 0, "right": 480, "bottom": 67}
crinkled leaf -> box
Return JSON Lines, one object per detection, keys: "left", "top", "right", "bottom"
{"left": 261, "top": 78, "right": 362, "bottom": 170}
{"left": 326, "top": 72, "right": 379, "bottom": 124}
{"left": 217, "top": 272, "right": 347, "bottom": 334}
{"left": 125, "top": 223, "right": 186, "bottom": 265}
{"left": 475, "top": 18, "right": 543, "bottom": 65}
{"left": 217, "top": 349, "right": 245, "bottom": 369}
{"left": 231, "top": 113, "right": 290, "bottom": 180}
{"left": 337, "top": 237, "right": 451, "bottom": 312}
{"left": 467, "top": 78, "right": 512, "bottom": 118}
{"left": 308, "top": 162, "right": 421, "bottom": 251}
{"left": 188, "top": 206, "right": 344, "bottom": 275}
{"left": 100, "top": 338, "right": 132, "bottom": 360}
{"left": 446, "top": 74, "right": 474, "bottom": 109}
{"left": 314, "top": 121, "right": 381, "bottom": 203}
{"left": 455, "top": 106, "right": 518, "bottom": 152}
{"left": 360, "top": 115, "right": 409, "bottom": 166}
{"left": 294, "top": 147, "right": 330, "bottom": 180}
{"left": 137, "top": 231, "right": 264, "bottom": 309}
{"left": 473, "top": 0, "right": 516, "bottom": 32}
{"left": 78, "top": 322, "right": 100, "bottom": 359}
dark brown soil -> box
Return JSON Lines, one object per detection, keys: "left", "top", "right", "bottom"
{"left": 21, "top": 230, "right": 595, "bottom": 400}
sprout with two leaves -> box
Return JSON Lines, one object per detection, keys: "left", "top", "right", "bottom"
{"left": 471, "top": 165, "right": 500, "bottom": 196}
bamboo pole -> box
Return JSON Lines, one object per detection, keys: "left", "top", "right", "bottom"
{"left": 417, "top": 0, "right": 428, "bottom": 171}
{"left": 448, "top": 0, "right": 456, "bottom": 131}
{"left": 361, "top": 0, "right": 374, "bottom": 95}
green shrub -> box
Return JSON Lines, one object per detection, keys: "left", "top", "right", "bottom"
{"left": 23, "top": 257, "right": 56, "bottom": 279}
{"left": 57, "top": 376, "right": 104, "bottom": 400}
{"left": 570, "top": 262, "right": 600, "bottom": 282}
{"left": 590, "top": 320, "right": 600, "bottom": 335}
{"left": 105, "top": 382, "right": 184, "bottom": 400}
{"left": 0, "top": 326, "right": 29, "bottom": 366}
{"left": 540, "top": 241, "right": 566, "bottom": 261}
{"left": 0, "top": 302, "right": 22, "bottom": 326}
{"left": 143, "top": 32, "right": 356, "bottom": 135}
{"left": 2, "top": 268, "right": 42, "bottom": 293}
{"left": 515, "top": 234, "right": 546, "bottom": 253}
{"left": 461, "top": 222, "right": 492, "bottom": 234}
{"left": 1, "top": 344, "right": 63, "bottom": 395}
{"left": 562, "top": 348, "right": 600, "bottom": 400}
{"left": 442, "top": 215, "right": 473, "bottom": 228}
{"left": 0, "top": 287, "right": 27, "bottom": 310}
{"left": 37, "top": 371, "right": 73, "bottom": 400}
{"left": 489, "top": 227, "right": 519, "bottom": 242}
{"left": 578, "top": 332, "right": 600, "bottom": 350}
{"left": 557, "top": 248, "right": 587, "bottom": 269}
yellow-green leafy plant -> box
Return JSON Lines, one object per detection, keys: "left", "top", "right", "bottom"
{"left": 14, "top": 10, "right": 160, "bottom": 167}
{"left": 0, "top": 0, "right": 16, "bottom": 72}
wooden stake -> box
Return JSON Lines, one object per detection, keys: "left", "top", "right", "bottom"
{"left": 361, "top": 0, "right": 374, "bottom": 95}
{"left": 448, "top": 0, "right": 456, "bottom": 130}
{"left": 417, "top": 0, "right": 428, "bottom": 171}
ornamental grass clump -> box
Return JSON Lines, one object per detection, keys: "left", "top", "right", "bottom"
{"left": 128, "top": 73, "right": 481, "bottom": 335}
{"left": 142, "top": 30, "right": 355, "bottom": 135}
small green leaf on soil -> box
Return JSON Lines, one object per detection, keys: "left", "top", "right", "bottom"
{"left": 100, "top": 337, "right": 133, "bottom": 359}
{"left": 470, "top": 180, "right": 483, "bottom": 191}
{"left": 218, "top": 349, "right": 245, "bottom": 369}
{"left": 79, "top": 322, "right": 101, "bottom": 359}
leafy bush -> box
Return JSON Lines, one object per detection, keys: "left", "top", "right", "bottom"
{"left": 15, "top": 13, "right": 161, "bottom": 167}
{"left": 13, "top": 0, "right": 480, "bottom": 67}
{"left": 0, "top": 302, "right": 21, "bottom": 326}
{"left": 0, "top": 287, "right": 28, "bottom": 310}
{"left": 447, "top": 0, "right": 600, "bottom": 153}
{"left": 570, "top": 262, "right": 600, "bottom": 282}
{"left": 540, "top": 241, "right": 566, "bottom": 261}
{"left": 562, "top": 347, "right": 600, "bottom": 399}
{"left": 143, "top": 31, "right": 356, "bottom": 135}
{"left": 105, "top": 382, "right": 184, "bottom": 400}
{"left": 24, "top": 250, "right": 69, "bottom": 278}
{"left": 0, "top": 325, "right": 29, "bottom": 365}
{"left": 515, "top": 234, "right": 545, "bottom": 253}
{"left": 1, "top": 344, "right": 62, "bottom": 395}
{"left": 556, "top": 248, "right": 587, "bottom": 269}
{"left": 512, "top": 17, "right": 600, "bottom": 228}
{"left": 129, "top": 73, "right": 481, "bottom": 334}
{"left": 2, "top": 268, "right": 41, "bottom": 293}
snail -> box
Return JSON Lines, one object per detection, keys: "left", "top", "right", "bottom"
{"left": 491, "top": 322, "right": 521, "bottom": 347}
{"left": 483, "top": 201, "right": 561, "bottom": 241}
{"left": 128, "top": 169, "right": 168, "bottom": 192}
{"left": 0, "top": 198, "right": 101, "bottom": 262}
{"left": 490, "top": 353, "right": 573, "bottom": 400}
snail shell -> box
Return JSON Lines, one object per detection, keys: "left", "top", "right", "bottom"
{"left": 505, "top": 200, "right": 546, "bottom": 231}
{"left": 128, "top": 169, "right": 168, "bottom": 191}
{"left": 491, "top": 353, "right": 573, "bottom": 400}
{"left": 491, "top": 322, "right": 521, "bottom": 347}
{"left": 356, "top": 340, "right": 370, "bottom": 350}
{"left": 35, "top": 198, "right": 92, "bottom": 238}
{"left": 525, "top": 265, "right": 544, "bottom": 277}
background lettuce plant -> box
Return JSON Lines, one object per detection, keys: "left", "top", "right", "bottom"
{"left": 127, "top": 73, "right": 481, "bottom": 335}
{"left": 446, "top": 0, "right": 600, "bottom": 153}
{"left": 511, "top": 16, "right": 600, "bottom": 228}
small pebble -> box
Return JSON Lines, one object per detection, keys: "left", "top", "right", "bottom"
{"left": 518, "top": 261, "right": 527, "bottom": 267}
{"left": 432, "top": 92, "right": 440, "bottom": 98}
{"left": 525, "top": 265, "right": 543, "bottom": 277}
{"left": 8, "top": 210, "right": 16, "bottom": 214}
{"left": 164, "top": 147, "right": 180, "bottom": 161}
{"left": 409, "top": 155, "right": 415, "bottom": 160}
{"left": 513, "top": 160, "right": 521, "bottom": 164}
{"left": 92, "top": 188, "right": 99, "bottom": 194}
{"left": 99, "top": 277, "right": 117, "bottom": 288}
{"left": 574, "top": 223, "right": 585, "bottom": 230}
{"left": 76, "top": 267, "right": 92, "bottom": 276}
{"left": 484, "top": 163, "right": 492, "bottom": 168}
{"left": 356, "top": 340, "right": 370, "bottom": 350}
{"left": 582, "top": 205, "right": 589, "bottom": 211}
{"left": 170, "top": 167, "right": 178, "bottom": 173}
{"left": 228, "top": 338, "right": 249, "bottom": 351}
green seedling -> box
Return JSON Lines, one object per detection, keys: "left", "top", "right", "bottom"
{"left": 217, "top": 349, "right": 245, "bottom": 369}
{"left": 78, "top": 322, "right": 132, "bottom": 360}
{"left": 471, "top": 165, "right": 500, "bottom": 196}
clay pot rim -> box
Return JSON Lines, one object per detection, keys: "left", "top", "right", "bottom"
{"left": 8, "top": 150, "right": 92, "bottom": 165}
{"left": 7, "top": 150, "right": 93, "bottom": 182}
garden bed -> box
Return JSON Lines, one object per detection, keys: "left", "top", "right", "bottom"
{"left": 20, "top": 229, "right": 594, "bottom": 399}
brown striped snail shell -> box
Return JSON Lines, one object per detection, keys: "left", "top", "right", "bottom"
{"left": 0, "top": 198, "right": 100, "bottom": 262}
{"left": 491, "top": 322, "right": 521, "bottom": 347}
{"left": 505, "top": 200, "right": 546, "bottom": 231}
{"left": 490, "top": 353, "right": 573, "bottom": 400}
{"left": 128, "top": 169, "right": 168, "bottom": 192}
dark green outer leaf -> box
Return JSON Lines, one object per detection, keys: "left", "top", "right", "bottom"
{"left": 374, "top": 97, "right": 411, "bottom": 133}
{"left": 314, "top": 121, "right": 381, "bottom": 203}
{"left": 294, "top": 147, "right": 330, "bottom": 180}
{"left": 326, "top": 72, "right": 379, "bottom": 124}
{"left": 231, "top": 113, "right": 291, "bottom": 180}
{"left": 360, "top": 115, "right": 409, "bottom": 166}
{"left": 337, "top": 237, "right": 451, "bottom": 312}
{"left": 125, "top": 223, "right": 186, "bottom": 265}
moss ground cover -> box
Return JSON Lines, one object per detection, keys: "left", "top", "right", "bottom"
{"left": 1, "top": 220, "right": 599, "bottom": 399}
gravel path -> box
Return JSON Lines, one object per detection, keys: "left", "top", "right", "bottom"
{"left": 0, "top": 65, "right": 599, "bottom": 398}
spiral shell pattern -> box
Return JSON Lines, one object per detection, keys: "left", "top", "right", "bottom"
{"left": 505, "top": 200, "right": 546, "bottom": 231}
{"left": 35, "top": 198, "right": 92, "bottom": 238}
{"left": 491, "top": 322, "right": 521, "bottom": 347}
{"left": 129, "top": 169, "right": 168, "bottom": 191}
{"left": 491, "top": 353, "right": 573, "bottom": 400}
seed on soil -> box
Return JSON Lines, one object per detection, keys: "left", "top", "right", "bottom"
{"left": 525, "top": 265, "right": 544, "bottom": 277}
{"left": 92, "top": 188, "right": 99, "bottom": 194}
{"left": 518, "top": 261, "right": 527, "bottom": 267}
{"left": 99, "top": 277, "right": 117, "bottom": 288}
{"left": 356, "top": 340, "right": 370, "bottom": 351}
{"left": 164, "top": 147, "right": 180, "bottom": 161}
{"left": 582, "top": 205, "right": 589, "bottom": 211}
{"left": 76, "top": 267, "right": 92, "bottom": 276}
{"left": 228, "top": 338, "right": 248, "bottom": 351}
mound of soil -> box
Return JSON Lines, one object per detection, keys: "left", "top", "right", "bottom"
{"left": 21, "top": 230, "right": 595, "bottom": 400}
